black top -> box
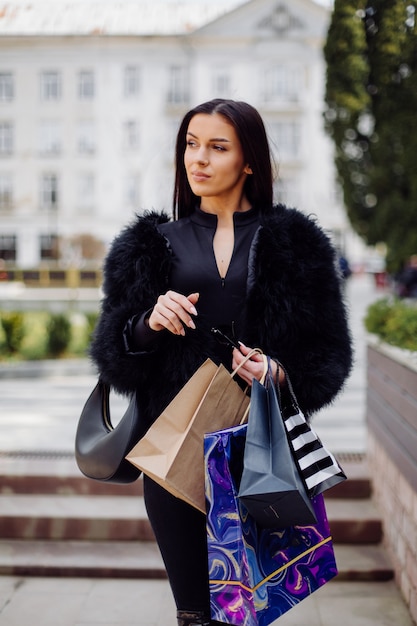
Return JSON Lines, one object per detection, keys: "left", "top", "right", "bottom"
{"left": 126, "top": 206, "right": 260, "bottom": 366}
{"left": 93, "top": 205, "right": 352, "bottom": 415}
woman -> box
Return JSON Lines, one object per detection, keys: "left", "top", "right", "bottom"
{"left": 91, "top": 99, "right": 352, "bottom": 626}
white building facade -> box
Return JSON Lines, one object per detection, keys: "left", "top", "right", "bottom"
{"left": 0, "top": 0, "right": 355, "bottom": 269}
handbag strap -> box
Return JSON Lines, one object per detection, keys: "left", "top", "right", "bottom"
{"left": 271, "top": 358, "right": 299, "bottom": 413}
{"left": 98, "top": 379, "right": 113, "bottom": 431}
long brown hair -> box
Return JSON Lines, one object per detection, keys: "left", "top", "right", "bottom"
{"left": 173, "top": 99, "right": 274, "bottom": 220}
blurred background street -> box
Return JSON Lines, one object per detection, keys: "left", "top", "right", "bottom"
{"left": 0, "top": 271, "right": 382, "bottom": 458}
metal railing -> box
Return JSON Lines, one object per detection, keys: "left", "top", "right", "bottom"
{"left": 1, "top": 267, "right": 102, "bottom": 288}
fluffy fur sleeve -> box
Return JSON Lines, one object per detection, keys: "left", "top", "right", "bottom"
{"left": 89, "top": 212, "right": 172, "bottom": 394}
{"left": 242, "top": 205, "right": 353, "bottom": 417}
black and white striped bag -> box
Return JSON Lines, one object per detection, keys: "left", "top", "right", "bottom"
{"left": 277, "top": 363, "right": 347, "bottom": 497}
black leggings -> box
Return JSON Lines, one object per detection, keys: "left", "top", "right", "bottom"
{"left": 143, "top": 474, "right": 212, "bottom": 613}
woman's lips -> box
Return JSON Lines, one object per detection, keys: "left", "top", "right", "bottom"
{"left": 192, "top": 171, "right": 210, "bottom": 182}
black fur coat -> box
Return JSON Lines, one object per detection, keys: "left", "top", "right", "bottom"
{"left": 90, "top": 205, "right": 353, "bottom": 426}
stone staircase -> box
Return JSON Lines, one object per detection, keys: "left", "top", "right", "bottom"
{"left": 0, "top": 452, "right": 394, "bottom": 582}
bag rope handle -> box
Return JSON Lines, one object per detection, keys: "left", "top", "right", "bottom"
{"left": 238, "top": 352, "right": 269, "bottom": 425}
{"left": 230, "top": 347, "right": 263, "bottom": 379}
{"left": 260, "top": 354, "right": 269, "bottom": 385}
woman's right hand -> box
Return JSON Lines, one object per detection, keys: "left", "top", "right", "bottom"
{"left": 147, "top": 291, "right": 199, "bottom": 336}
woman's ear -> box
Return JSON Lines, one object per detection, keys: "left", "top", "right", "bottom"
{"left": 244, "top": 164, "right": 253, "bottom": 175}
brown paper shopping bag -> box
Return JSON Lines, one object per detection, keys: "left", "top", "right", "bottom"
{"left": 126, "top": 358, "right": 250, "bottom": 513}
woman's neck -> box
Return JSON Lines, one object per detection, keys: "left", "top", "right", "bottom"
{"left": 200, "top": 195, "right": 251, "bottom": 218}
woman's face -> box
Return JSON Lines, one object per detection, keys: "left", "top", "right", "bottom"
{"left": 184, "top": 113, "right": 251, "bottom": 207}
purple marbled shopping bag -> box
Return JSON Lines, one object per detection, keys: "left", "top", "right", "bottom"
{"left": 205, "top": 425, "right": 338, "bottom": 626}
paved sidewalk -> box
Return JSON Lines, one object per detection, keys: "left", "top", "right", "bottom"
{"left": 0, "top": 273, "right": 380, "bottom": 456}
{"left": 0, "top": 576, "right": 414, "bottom": 626}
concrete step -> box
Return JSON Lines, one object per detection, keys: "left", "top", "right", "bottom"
{"left": 0, "top": 540, "right": 393, "bottom": 582}
{"left": 325, "top": 498, "right": 383, "bottom": 544}
{"left": 326, "top": 455, "right": 371, "bottom": 499}
{"left": 0, "top": 539, "right": 165, "bottom": 579}
{"left": 0, "top": 494, "right": 382, "bottom": 544}
{"left": 0, "top": 468, "right": 145, "bottom": 497}
{"left": 0, "top": 494, "right": 155, "bottom": 541}
{"left": 0, "top": 454, "right": 144, "bottom": 497}
{"left": 334, "top": 545, "right": 393, "bottom": 582}
{"left": 0, "top": 454, "right": 371, "bottom": 498}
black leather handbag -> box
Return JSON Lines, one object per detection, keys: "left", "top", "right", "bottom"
{"left": 75, "top": 379, "right": 143, "bottom": 483}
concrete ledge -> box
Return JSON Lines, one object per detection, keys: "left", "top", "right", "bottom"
{"left": 367, "top": 340, "right": 417, "bottom": 625}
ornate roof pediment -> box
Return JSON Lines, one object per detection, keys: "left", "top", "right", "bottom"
{"left": 194, "top": 0, "right": 327, "bottom": 41}
{"left": 257, "top": 3, "right": 305, "bottom": 35}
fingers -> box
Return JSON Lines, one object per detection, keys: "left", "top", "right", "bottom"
{"left": 232, "top": 344, "right": 280, "bottom": 386}
{"left": 236, "top": 342, "right": 263, "bottom": 360}
{"left": 187, "top": 292, "right": 200, "bottom": 307}
{"left": 232, "top": 343, "right": 265, "bottom": 386}
{"left": 148, "top": 290, "right": 198, "bottom": 335}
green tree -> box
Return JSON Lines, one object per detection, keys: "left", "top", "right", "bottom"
{"left": 324, "top": 0, "right": 417, "bottom": 271}
{"left": 47, "top": 313, "right": 71, "bottom": 357}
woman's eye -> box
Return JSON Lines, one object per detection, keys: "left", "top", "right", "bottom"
{"left": 186, "top": 140, "right": 197, "bottom": 148}
{"left": 213, "top": 145, "right": 226, "bottom": 151}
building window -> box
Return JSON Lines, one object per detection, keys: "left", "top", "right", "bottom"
{"left": 40, "top": 234, "right": 59, "bottom": 261}
{"left": 0, "top": 173, "right": 13, "bottom": 210}
{"left": 77, "top": 173, "right": 95, "bottom": 212}
{"left": 123, "top": 120, "right": 139, "bottom": 151}
{"left": 0, "top": 122, "right": 13, "bottom": 155}
{"left": 212, "top": 69, "right": 231, "bottom": 98}
{"left": 269, "top": 121, "right": 301, "bottom": 160}
{"left": 77, "top": 120, "right": 96, "bottom": 154}
{"left": 125, "top": 174, "right": 140, "bottom": 208}
{"left": 0, "top": 235, "right": 17, "bottom": 262}
{"left": 40, "top": 173, "right": 59, "bottom": 210}
{"left": 124, "top": 66, "right": 140, "bottom": 97}
{"left": 78, "top": 70, "right": 95, "bottom": 100}
{"left": 40, "top": 71, "right": 61, "bottom": 101}
{"left": 38, "top": 120, "right": 62, "bottom": 155}
{"left": 167, "top": 66, "right": 189, "bottom": 105}
{"left": 262, "top": 65, "right": 301, "bottom": 103}
{"left": 0, "top": 72, "right": 14, "bottom": 102}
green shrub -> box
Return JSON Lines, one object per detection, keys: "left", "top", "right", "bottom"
{"left": 86, "top": 312, "right": 99, "bottom": 339}
{"left": 0, "top": 309, "right": 97, "bottom": 361}
{"left": 20, "top": 311, "right": 49, "bottom": 360}
{"left": 47, "top": 313, "right": 72, "bottom": 357}
{"left": 384, "top": 306, "right": 417, "bottom": 351}
{"left": 71, "top": 311, "right": 99, "bottom": 356}
{"left": 365, "top": 298, "right": 417, "bottom": 351}
{"left": 364, "top": 298, "right": 393, "bottom": 339}
{"left": 68, "top": 312, "right": 94, "bottom": 356}
{"left": 0, "top": 311, "right": 25, "bottom": 355}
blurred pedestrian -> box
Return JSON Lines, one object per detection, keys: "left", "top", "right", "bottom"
{"left": 338, "top": 254, "right": 352, "bottom": 280}
{"left": 396, "top": 255, "right": 417, "bottom": 298}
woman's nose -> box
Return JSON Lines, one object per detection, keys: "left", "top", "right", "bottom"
{"left": 196, "top": 148, "right": 208, "bottom": 165}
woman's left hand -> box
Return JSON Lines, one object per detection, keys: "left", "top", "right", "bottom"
{"left": 232, "top": 343, "right": 278, "bottom": 386}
